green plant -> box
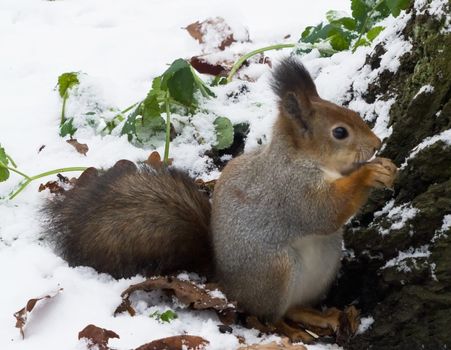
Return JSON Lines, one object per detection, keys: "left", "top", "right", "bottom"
{"left": 150, "top": 309, "right": 178, "bottom": 323}
{"left": 226, "top": 0, "right": 412, "bottom": 81}
{"left": 58, "top": 59, "right": 236, "bottom": 165}
{"left": 0, "top": 143, "right": 87, "bottom": 200}
{"left": 58, "top": 72, "right": 79, "bottom": 137}
{"left": 121, "top": 59, "right": 221, "bottom": 164}
{"left": 57, "top": 72, "right": 136, "bottom": 138}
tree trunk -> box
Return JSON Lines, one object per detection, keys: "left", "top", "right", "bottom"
{"left": 327, "top": 1, "right": 451, "bottom": 349}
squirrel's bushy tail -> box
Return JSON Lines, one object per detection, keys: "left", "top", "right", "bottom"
{"left": 43, "top": 161, "right": 212, "bottom": 278}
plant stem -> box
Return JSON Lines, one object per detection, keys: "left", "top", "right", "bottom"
{"left": 121, "top": 102, "right": 140, "bottom": 115}
{"left": 163, "top": 93, "right": 172, "bottom": 165}
{"left": 226, "top": 43, "right": 296, "bottom": 83}
{"left": 102, "top": 102, "right": 140, "bottom": 133}
{"left": 3, "top": 165, "right": 31, "bottom": 180}
{"left": 352, "top": 0, "right": 385, "bottom": 52}
{"left": 6, "top": 154, "right": 17, "bottom": 168}
{"left": 8, "top": 166, "right": 88, "bottom": 200}
{"left": 61, "top": 91, "right": 68, "bottom": 125}
{"left": 29, "top": 167, "right": 88, "bottom": 180}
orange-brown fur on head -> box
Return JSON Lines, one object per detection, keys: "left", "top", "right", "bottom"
{"left": 272, "top": 57, "right": 381, "bottom": 176}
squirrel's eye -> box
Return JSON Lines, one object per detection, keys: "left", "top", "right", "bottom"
{"left": 332, "top": 127, "right": 349, "bottom": 140}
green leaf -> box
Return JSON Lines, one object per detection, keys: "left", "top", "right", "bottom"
{"left": 329, "top": 32, "right": 351, "bottom": 51}
{"left": 326, "top": 10, "right": 344, "bottom": 22}
{"left": 211, "top": 76, "right": 228, "bottom": 86}
{"left": 152, "top": 75, "right": 162, "bottom": 91}
{"left": 301, "top": 26, "right": 316, "bottom": 40}
{"left": 384, "top": 0, "right": 411, "bottom": 17}
{"left": 351, "top": 0, "right": 371, "bottom": 31}
{"left": 150, "top": 310, "right": 178, "bottom": 323}
{"left": 160, "top": 59, "right": 214, "bottom": 106}
{"left": 135, "top": 114, "right": 166, "bottom": 143}
{"left": 142, "top": 93, "right": 162, "bottom": 119}
{"left": 213, "top": 117, "right": 234, "bottom": 150}
{"left": 326, "top": 10, "right": 357, "bottom": 31}
{"left": 159, "top": 310, "right": 178, "bottom": 323}
{"left": 121, "top": 109, "right": 139, "bottom": 140}
{"left": 167, "top": 66, "right": 195, "bottom": 106}
{"left": 57, "top": 72, "right": 79, "bottom": 98}
{"left": 0, "top": 145, "right": 10, "bottom": 182}
{"left": 367, "top": 25, "right": 385, "bottom": 41}
{"left": 59, "top": 118, "right": 77, "bottom": 137}
{"left": 121, "top": 81, "right": 165, "bottom": 142}
{"left": 354, "top": 37, "right": 370, "bottom": 48}
{"left": 301, "top": 23, "right": 331, "bottom": 43}
{"left": 332, "top": 17, "right": 357, "bottom": 31}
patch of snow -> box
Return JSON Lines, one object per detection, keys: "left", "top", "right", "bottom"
{"left": 401, "top": 129, "right": 451, "bottom": 168}
{"left": 373, "top": 199, "right": 395, "bottom": 218}
{"left": 382, "top": 245, "right": 431, "bottom": 272}
{"left": 413, "top": 84, "right": 435, "bottom": 99}
{"left": 440, "top": 214, "right": 451, "bottom": 232}
{"left": 416, "top": 0, "right": 449, "bottom": 16}
{"left": 357, "top": 316, "right": 374, "bottom": 334}
{"left": 208, "top": 289, "right": 227, "bottom": 300}
{"left": 375, "top": 203, "right": 418, "bottom": 236}
{"left": 430, "top": 262, "right": 438, "bottom": 281}
{"left": 431, "top": 214, "right": 451, "bottom": 243}
{"left": 415, "top": 0, "right": 451, "bottom": 33}
{"left": 370, "top": 98, "right": 396, "bottom": 140}
{"left": 336, "top": 11, "right": 412, "bottom": 141}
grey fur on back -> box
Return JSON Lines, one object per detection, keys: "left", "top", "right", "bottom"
{"left": 43, "top": 161, "right": 212, "bottom": 278}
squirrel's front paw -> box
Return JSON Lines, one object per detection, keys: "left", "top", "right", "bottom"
{"left": 363, "top": 157, "right": 398, "bottom": 189}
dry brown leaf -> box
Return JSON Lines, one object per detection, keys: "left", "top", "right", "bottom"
{"left": 14, "top": 288, "right": 63, "bottom": 339}
{"left": 190, "top": 55, "right": 232, "bottom": 76}
{"left": 39, "top": 173, "right": 76, "bottom": 194}
{"left": 78, "top": 324, "right": 119, "bottom": 350}
{"left": 135, "top": 335, "right": 209, "bottom": 350}
{"left": 185, "top": 21, "right": 204, "bottom": 43}
{"left": 67, "top": 138, "right": 89, "bottom": 155}
{"left": 239, "top": 338, "right": 306, "bottom": 350}
{"left": 114, "top": 276, "right": 236, "bottom": 322}
{"left": 39, "top": 180, "right": 64, "bottom": 194}
{"left": 144, "top": 151, "right": 173, "bottom": 169}
{"left": 185, "top": 17, "right": 249, "bottom": 51}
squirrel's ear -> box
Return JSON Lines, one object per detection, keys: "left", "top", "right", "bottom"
{"left": 281, "top": 91, "right": 313, "bottom": 131}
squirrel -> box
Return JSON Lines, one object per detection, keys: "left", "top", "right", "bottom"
{"left": 44, "top": 57, "right": 397, "bottom": 340}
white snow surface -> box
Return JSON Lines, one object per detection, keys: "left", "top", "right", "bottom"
{"left": 401, "top": 128, "right": 451, "bottom": 168}
{"left": 0, "top": 0, "right": 419, "bottom": 349}
{"left": 357, "top": 317, "right": 374, "bottom": 335}
{"left": 373, "top": 202, "right": 419, "bottom": 236}
{"left": 413, "top": 84, "right": 435, "bottom": 99}
{"left": 382, "top": 245, "right": 431, "bottom": 272}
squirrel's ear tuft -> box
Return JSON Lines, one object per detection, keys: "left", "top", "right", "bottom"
{"left": 272, "top": 57, "right": 318, "bottom": 130}
{"left": 271, "top": 57, "right": 319, "bottom": 100}
{"left": 281, "top": 92, "right": 312, "bottom": 131}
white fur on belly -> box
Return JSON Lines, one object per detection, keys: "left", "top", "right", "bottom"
{"left": 289, "top": 231, "right": 343, "bottom": 307}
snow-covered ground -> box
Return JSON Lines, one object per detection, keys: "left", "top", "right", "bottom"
{"left": 0, "top": 0, "right": 422, "bottom": 349}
